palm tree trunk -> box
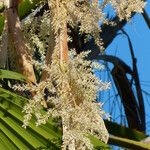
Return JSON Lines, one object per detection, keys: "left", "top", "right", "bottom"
{"left": 6, "top": 0, "right": 36, "bottom": 83}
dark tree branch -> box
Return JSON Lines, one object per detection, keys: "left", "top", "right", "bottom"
{"left": 142, "top": 9, "right": 150, "bottom": 29}
{"left": 91, "top": 54, "right": 133, "bottom": 74}
{"left": 121, "top": 29, "right": 146, "bottom": 132}
{"left": 111, "top": 66, "right": 142, "bottom": 131}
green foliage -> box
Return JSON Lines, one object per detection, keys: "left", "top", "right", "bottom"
{"left": 104, "top": 120, "right": 147, "bottom": 141}
{"left": 0, "top": 69, "right": 27, "bottom": 81}
{"left": 0, "top": 93, "right": 61, "bottom": 149}
{"left": 18, "top": 0, "right": 42, "bottom": 19}
{"left": 88, "top": 135, "right": 111, "bottom": 150}
{"left": 0, "top": 0, "right": 42, "bottom": 35}
{"left": 0, "top": 15, "right": 4, "bottom": 35}
{"left": 109, "top": 136, "right": 150, "bottom": 150}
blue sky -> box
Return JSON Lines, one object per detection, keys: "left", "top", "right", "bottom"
{"left": 97, "top": 0, "right": 150, "bottom": 136}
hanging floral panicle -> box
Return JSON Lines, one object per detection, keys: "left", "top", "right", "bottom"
{"left": 110, "top": 0, "right": 146, "bottom": 20}
{"left": 11, "top": 0, "right": 146, "bottom": 149}
{"left": 48, "top": 0, "right": 145, "bottom": 50}
{"left": 23, "top": 10, "right": 51, "bottom": 61}
{"left": 14, "top": 50, "right": 110, "bottom": 149}
{"left": 48, "top": 0, "right": 105, "bottom": 50}
{"left": 21, "top": 0, "right": 146, "bottom": 57}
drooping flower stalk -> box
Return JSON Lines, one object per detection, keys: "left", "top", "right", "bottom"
{"left": 55, "top": 1, "right": 76, "bottom": 149}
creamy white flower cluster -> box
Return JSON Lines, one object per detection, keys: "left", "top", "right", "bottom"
{"left": 21, "top": 0, "right": 146, "bottom": 59}
{"left": 110, "top": 0, "right": 146, "bottom": 20}
{"left": 23, "top": 10, "right": 51, "bottom": 61}
{"left": 48, "top": 0, "right": 145, "bottom": 49}
{"left": 15, "top": 50, "right": 110, "bottom": 149}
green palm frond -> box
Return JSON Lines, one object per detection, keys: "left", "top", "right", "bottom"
{"left": 0, "top": 69, "right": 27, "bottom": 81}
